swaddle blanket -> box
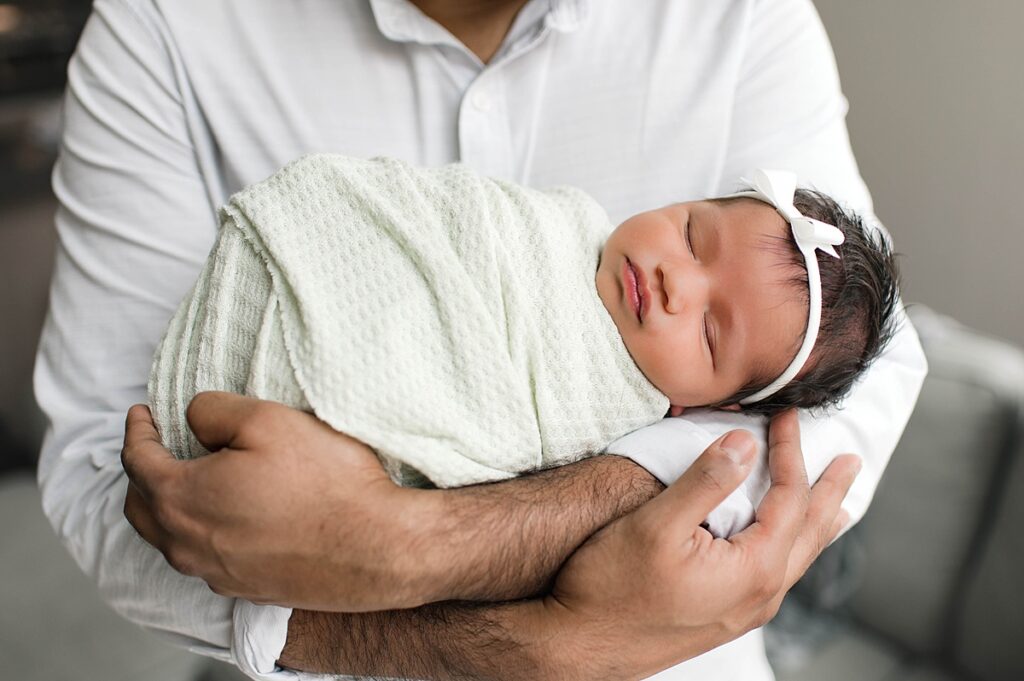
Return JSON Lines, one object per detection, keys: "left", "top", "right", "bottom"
{"left": 149, "top": 154, "right": 669, "bottom": 487}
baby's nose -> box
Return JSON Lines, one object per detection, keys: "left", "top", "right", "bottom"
{"left": 660, "top": 261, "right": 704, "bottom": 314}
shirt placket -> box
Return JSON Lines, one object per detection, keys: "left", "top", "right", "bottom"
{"left": 455, "top": 4, "right": 558, "bottom": 180}
{"left": 458, "top": 70, "right": 514, "bottom": 179}
{"left": 370, "top": 0, "right": 556, "bottom": 181}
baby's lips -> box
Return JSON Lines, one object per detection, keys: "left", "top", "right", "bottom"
{"left": 623, "top": 257, "right": 643, "bottom": 322}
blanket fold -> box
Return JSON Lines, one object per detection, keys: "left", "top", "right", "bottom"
{"left": 150, "top": 154, "right": 668, "bottom": 487}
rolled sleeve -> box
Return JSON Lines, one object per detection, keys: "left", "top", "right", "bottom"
{"left": 232, "top": 603, "right": 297, "bottom": 679}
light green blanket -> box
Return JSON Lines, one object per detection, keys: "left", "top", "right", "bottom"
{"left": 149, "top": 155, "right": 668, "bottom": 488}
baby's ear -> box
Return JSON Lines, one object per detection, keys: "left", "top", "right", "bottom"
{"left": 718, "top": 403, "right": 742, "bottom": 412}
{"left": 668, "top": 405, "right": 686, "bottom": 417}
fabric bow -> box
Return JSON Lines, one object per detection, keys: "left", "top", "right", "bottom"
{"left": 738, "top": 169, "right": 845, "bottom": 258}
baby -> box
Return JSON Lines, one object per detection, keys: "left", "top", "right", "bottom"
{"left": 149, "top": 156, "right": 898, "bottom": 493}
{"left": 597, "top": 172, "right": 899, "bottom": 417}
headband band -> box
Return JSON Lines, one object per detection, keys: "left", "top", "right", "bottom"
{"left": 726, "top": 169, "right": 845, "bottom": 405}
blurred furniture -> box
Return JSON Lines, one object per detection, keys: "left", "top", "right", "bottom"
{"left": 768, "top": 306, "right": 1024, "bottom": 681}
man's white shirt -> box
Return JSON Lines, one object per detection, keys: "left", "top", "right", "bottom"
{"left": 34, "top": 0, "right": 926, "bottom": 679}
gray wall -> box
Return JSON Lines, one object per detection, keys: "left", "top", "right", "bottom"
{"left": 815, "top": 1, "right": 1024, "bottom": 347}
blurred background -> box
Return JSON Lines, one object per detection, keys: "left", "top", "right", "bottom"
{"left": 0, "top": 1, "right": 1021, "bottom": 680}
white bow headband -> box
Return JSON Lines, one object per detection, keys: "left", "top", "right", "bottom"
{"left": 726, "top": 169, "right": 845, "bottom": 405}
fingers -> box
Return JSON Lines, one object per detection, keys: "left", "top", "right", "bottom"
{"left": 186, "top": 391, "right": 263, "bottom": 451}
{"left": 765, "top": 410, "right": 808, "bottom": 490}
{"left": 744, "top": 410, "right": 808, "bottom": 546}
{"left": 829, "top": 508, "right": 852, "bottom": 544}
{"left": 783, "top": 454, "right": 861, "bottom": 588}
{"left": 638, "top": 429, "right": 757, "bottom": 534}
{"left": 121, "top": 404, "right": 176, "bottom": 501}
{"left": 123, "top": 403, "right": 164, "bottom": 455}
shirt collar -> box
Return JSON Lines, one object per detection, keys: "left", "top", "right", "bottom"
{"left": 545, "top": 0, "right": 587, "bottom": 33}
{"left": 368, "top": 0, "right": 588, "bottom": 47}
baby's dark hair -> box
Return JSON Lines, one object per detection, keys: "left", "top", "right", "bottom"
{"left": 721, "top": 189, "right": 901, "bottom": 416}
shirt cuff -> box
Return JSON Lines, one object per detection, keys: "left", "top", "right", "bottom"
{"left": 232, "top": 600, "right": 298, "bottom": 679}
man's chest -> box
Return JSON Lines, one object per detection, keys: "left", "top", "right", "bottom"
{"left": 158, "top": 0, "right": 750, "bottom": 222}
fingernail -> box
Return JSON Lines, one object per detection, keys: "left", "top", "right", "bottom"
{"left": 721, "top": 430, "right": 756, "bottom": 467}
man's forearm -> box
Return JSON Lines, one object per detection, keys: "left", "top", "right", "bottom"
{"left": 276, "top": 456, "right": 661, "bottom": 678}
{"left": 280, "top": 601, "right": 571, "bottom": 681}
{"left": 274, "top": 456, "right": 661, "bottom": 678}
{"left": 413, "top": 454, "right": 664, "bottom": 603}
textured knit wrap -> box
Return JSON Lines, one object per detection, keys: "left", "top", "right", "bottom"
{"left": 149, "top": 155, "right": 669, "bottom": 488}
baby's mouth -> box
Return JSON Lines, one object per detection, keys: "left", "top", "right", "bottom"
{"left": 624, "top": 258, "right": 645, "bottom": 322}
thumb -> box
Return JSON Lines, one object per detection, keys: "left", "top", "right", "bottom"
{"left": 636, "top": 429, "right": 757, "bottom": 535}
{"left": 185, "top": 391, "right": 265, "bottom": 452}
{"left": 121, "top": 404, "right": 178, "bottom": 501}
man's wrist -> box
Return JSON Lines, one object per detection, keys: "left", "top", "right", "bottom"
{"left": 407, "top": 455, "right": 664, "bottom": 605}
{"left": 386, "top": 485, "right": 452, "bottom": 606}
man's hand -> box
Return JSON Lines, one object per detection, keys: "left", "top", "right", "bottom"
{"left": 122, "top": 391, "right": 665, "bottom": 612}
{"left": 121, "top": 392, "right": 438, "bottom": 612}
{"left": 538, "top": 410, "right": 858, "bottom": 680}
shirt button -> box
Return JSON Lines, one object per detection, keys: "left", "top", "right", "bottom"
{"left": 471, "top": 91, "right": 492, "bottom": 112}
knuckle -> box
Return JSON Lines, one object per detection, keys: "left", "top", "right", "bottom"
{"left": 695, "top": 462, "right": 731, "bottom": 497}
{"left": 164, "top": 545, "right": 197, "bottom": 576}
{"left": 151, "top": 497, "right": 181, "bottom": 534}
{"left": 120, "top": 443, "right": 138, "bottom": 477}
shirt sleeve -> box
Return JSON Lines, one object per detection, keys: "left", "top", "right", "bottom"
{"left": 615, "top": 0, "right": 928, "bottom": 529}
{"left": 32, "top": 2, "right": 293, "bottom": 676}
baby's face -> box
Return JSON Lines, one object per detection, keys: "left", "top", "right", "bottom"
{"left": 596, "top": 198, "right": 807, "bottom": 411}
